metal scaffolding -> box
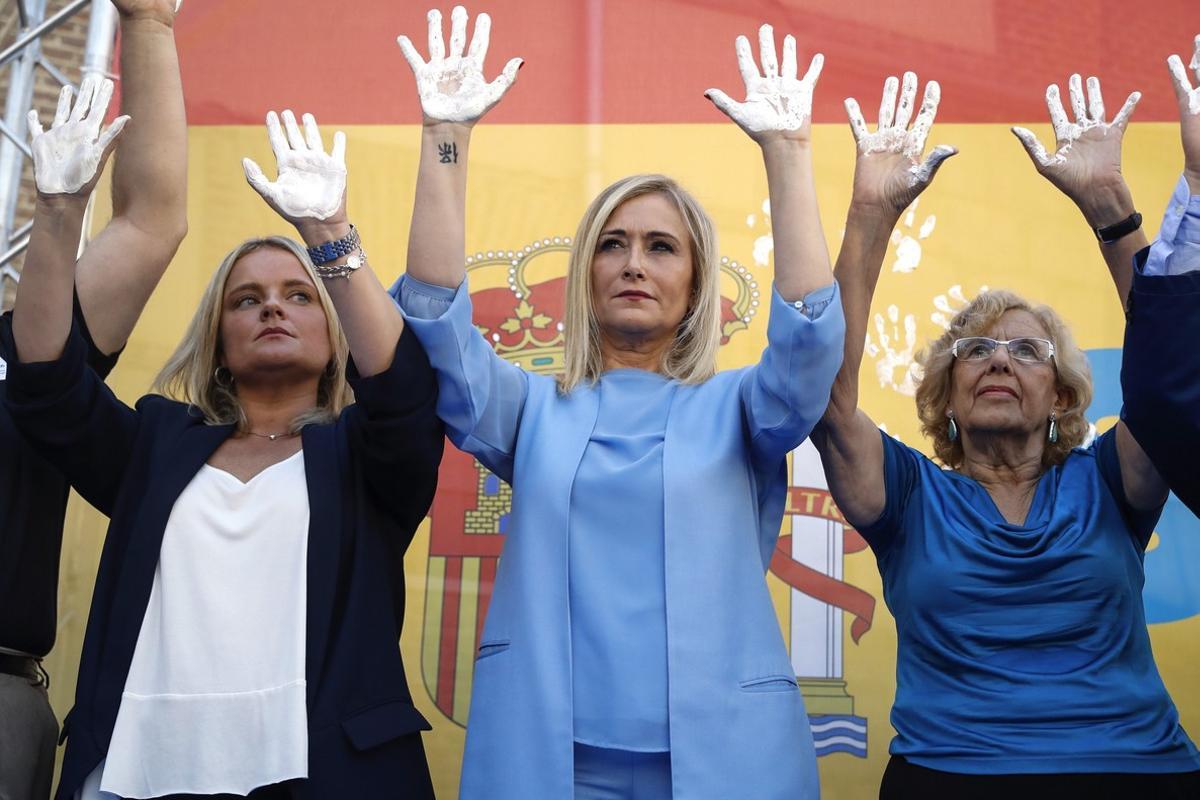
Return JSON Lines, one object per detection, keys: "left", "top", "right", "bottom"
{"left": 0, "top": 0, "right": 117, "bottom": 285}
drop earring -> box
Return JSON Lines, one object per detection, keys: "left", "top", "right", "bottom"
{"left": 1048, "top": 413, "right": 1059, "bottom": 444}
{"left": 947, "top": 412, "right": 958, "bottom": 442}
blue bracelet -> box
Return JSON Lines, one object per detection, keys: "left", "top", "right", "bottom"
{"left": 307, "top": 224, "right": 360, "bottom": 265}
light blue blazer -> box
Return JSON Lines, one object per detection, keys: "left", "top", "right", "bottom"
{"left": 396, "top": 276, "right": 845, "bottom": 800}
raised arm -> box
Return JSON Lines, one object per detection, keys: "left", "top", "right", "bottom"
{"left": 14, "top": 81, "right": 127, "bottom": 364}
{"left": 810, "top": 73, "right": 956, "bottom": 528}
{"left": 705, "top": 25, "right": 831, "bottom": 300}
{"left": 74, "top": 0, "right": 187, "bottom": 355}
{"left": 398, "top": 5, "right": 521, "bottom": 289}
{"left": 243, "top": 111, "right": 400, "bottom": 378}
{"left": 1013, "top": 71, "right": 1169, "bottom": 509}
{"left": 1011, "top": 74, "right": 1144, "bottom": 305}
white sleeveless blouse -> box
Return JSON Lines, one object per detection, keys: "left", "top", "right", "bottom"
{"left": 79, "top": 450, "right": 310, "bottom": 799}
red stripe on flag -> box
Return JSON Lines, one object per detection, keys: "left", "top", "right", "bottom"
{"left": 172, "top": 0, "right": 1192, "bottom": 125}
{"left": 436, "top": 557, "right": 464, "bottom": 714}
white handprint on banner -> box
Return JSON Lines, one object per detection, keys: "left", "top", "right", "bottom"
{"left": 865, "top": 304, "right": 920, "bottom": 396}
{"left": 746, "top": 198, "right": 774, "bottom": 267}
{"left": 931, "top": 283, "right": 987, "bottom": 329}
{"left": 889, "top": 198, "right": 936, "bottom": 273}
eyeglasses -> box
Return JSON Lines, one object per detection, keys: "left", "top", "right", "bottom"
{"left": 951, "top": 336, "right": 1055, "bottom": 364}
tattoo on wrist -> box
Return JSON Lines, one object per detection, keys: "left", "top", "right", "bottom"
{"left": 437, "top": 142, "right": 458, "bottom": 164}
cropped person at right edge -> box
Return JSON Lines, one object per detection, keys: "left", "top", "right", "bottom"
{"left": 1119, "top": 35, "right": 1200, "bottom": 516}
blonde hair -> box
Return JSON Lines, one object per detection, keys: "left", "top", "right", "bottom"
{"left": 559, "top": 174, "right": 722, "bottom": 393}
{"left": 153, "top": 236, "right": 352, "bottom": 430}
{"left": 914, "top": 289, "right": 1093, "bottom": 469}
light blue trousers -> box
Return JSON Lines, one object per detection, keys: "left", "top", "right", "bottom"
{"left": 573, "top": 743, "right": 673, "bottom": 800}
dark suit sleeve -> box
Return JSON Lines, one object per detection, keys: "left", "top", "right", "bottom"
{"left": 73, "top": 292, "right": 121, "bottom": 379}
{"left": 0, "top": 314, "right": 139, "bottom": 516}
{"left": 342, "top": 325, "right": 445, "bottom": 536}
{"left": 1120, "top": 248, "right": 1200, "bottom": 516}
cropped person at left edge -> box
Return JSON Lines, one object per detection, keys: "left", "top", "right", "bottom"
{"left": 0, "top": 2, "right": 186, "bottom": 799}
{"left": 4, "top": 78, "right": 444, "bottom": 800}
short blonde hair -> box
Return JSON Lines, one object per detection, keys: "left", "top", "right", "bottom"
{"left": 153, "top": 236, "right": 352, "bottom": 430}
{"left": 559, "top": 174, "right": 722, "bottom": 393}
{"left": 914, "top": 289, "right": 1093, "bottom": 469}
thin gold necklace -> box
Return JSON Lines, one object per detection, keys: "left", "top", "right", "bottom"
{"left": 242, "top": 430, "right": 297, "bottom": 442}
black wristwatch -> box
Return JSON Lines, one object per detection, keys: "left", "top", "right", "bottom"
{"left": 1094, "top": 211, "right": 1142, "bottom": 244}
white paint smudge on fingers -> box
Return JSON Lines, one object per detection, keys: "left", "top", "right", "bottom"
{"left": 706, "top": 23, "right": 822, "bottom": 134}
{"left": 243, "top": 110, "right": 346, "bottom": 221}
{"left": 1168, "top": 53, "right": 1200, "bottom": 115}
{"left": 28, "top": 77, "right": 129, "bottom": 195}
{"left": 398, "top": 6, "right": 524, "bottom": 124}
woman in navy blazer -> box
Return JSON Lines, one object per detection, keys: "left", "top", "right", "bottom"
{"left": 5, "top": 108, "right": 443, "bottom": 798}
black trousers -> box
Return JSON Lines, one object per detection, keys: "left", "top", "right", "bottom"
{"left": 880, "top": 755, "right": 1200, "bottom": 800}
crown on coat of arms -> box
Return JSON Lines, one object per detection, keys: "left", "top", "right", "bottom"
{"left": 464, "top": 236, "right": 764, "bottom": 373}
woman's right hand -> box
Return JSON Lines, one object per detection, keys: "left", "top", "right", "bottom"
{"left": 28, "top": 75, "right": 129, "bottom": 201}
{"left": 1011, "top": 75, "right": 1140, "bottom": 226}
{"left": 397, "top": 5, "right": 523, "bottom": 127}
{"left": 845, "top": 72, "right": 957, "bottom": 216}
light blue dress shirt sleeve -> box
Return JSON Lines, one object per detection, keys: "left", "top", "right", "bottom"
{"left": 740, "top": 281, "right": 846, "bottom": 462}
{"left": 1142, "top": 174, "right": 1200, "bottom": 276}
{"left": 389, "top": 274, "right": 528, "bottom": 482}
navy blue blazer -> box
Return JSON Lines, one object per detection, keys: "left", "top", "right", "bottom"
{"left": 1122, "top": 250, "right": 1200, "bottom": 516}
{"left": 2, "top": 321, "right": 444, "bottom": 799}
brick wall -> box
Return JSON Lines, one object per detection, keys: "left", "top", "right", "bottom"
{"left": 0, "top": 0, "right": 93, "bottom": 309}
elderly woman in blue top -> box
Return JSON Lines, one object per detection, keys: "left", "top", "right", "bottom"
{"left": 812, "top": 54, "right": 1200, "bottom": 800}
{"left": 392, "top": 7, "right": 844, "bottom": 799}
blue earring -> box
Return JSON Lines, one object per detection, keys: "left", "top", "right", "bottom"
{"left": 947, "top": 413, "right": 958, "bottom": 442}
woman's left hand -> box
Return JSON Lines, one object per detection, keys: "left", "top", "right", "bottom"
{"left": 1012, "top": 75, "right": 1140, "bottom": 223}
{"left": 706, "top": 24, "right": 822, "bottom": 144}
{"left": 1167, "top": 34, "right": 1200, "bottom": 193}
{"left": 242, "top": 110, "right": 348, "bottom": 230}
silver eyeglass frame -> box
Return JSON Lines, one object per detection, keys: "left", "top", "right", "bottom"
{"left": 951, "top": 336, "right": 1056, "bottom": 364}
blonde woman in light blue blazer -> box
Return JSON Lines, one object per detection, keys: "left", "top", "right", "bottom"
{"left": 393, "top": 7, "right": 846, "bottom": 798}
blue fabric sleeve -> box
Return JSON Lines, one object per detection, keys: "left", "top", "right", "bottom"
{"left": 1090, "top": 427, "right": 1164, "bottom": 550}
{"left": 740, "top": 281, "right": 846, "bottom": 463}
{"left": 389, "top": 274, "right": 528, "bottom": 483}
{"left": 1141, "top": 174, "right": 1200, "bottom": 276}
{"left": 855, "top": 430, "right": 923, "bottom": 556}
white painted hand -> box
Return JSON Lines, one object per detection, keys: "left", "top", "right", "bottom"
{"left": 1167, "top": 34, "right": 1200, "bottom": 188}
{"left": 397, "top": 6, "right": 523, "bottom": 125}
{"left": 705, "top": 24, "right": 822, "bottom": 140}
{"left": 1011, "top": 74, "right": 1139, "bottom": 204}
{"left": 845, "top": 72, "right": 956, "bottom": 211}
{"left": 28, "top": 74, "right": 129, "bottom": 196}
{"left": 242, "top": 110, "right": 347, "bottom": 223}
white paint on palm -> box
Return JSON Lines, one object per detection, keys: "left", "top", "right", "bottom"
{"left": 397, "top": 6, "right": 523, "bottom": 123}
{"left": 1014, "top": 76, "right": 1140, "bottom": 169}
{"left": 28, "top": 75, "right": 128, "bottom": 195}
{"left": 845, "top": 73, "right": 956, "bottom": 188}
{"left": 242, "top": 110, "right": 346, "bottom": 221}
{"left": 705, "top": 24, "right": 823, "bottom": 134}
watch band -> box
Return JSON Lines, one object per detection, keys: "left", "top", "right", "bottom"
{"left": 307, "top": 224, "right": 361, "bottom": 265}
{"left": 1094, "top": 211, "right": 1142, "bottom": 244}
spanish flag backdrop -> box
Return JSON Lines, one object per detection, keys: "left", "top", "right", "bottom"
{"left": 51, "top": 1, "right": 1200, "bottom": 796}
